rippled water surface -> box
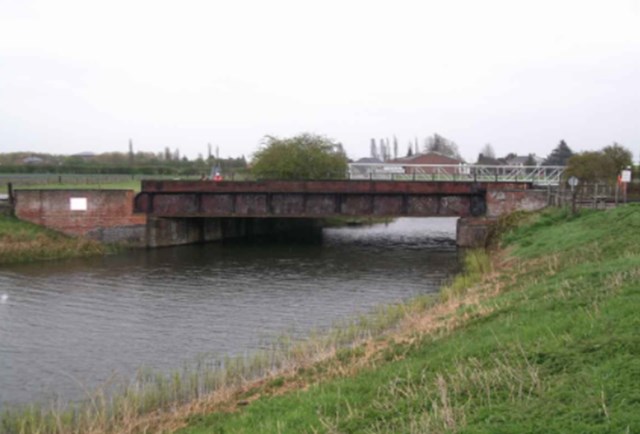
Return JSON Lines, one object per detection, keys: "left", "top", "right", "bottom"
{"left": 0, "top": 218, "right": 459, "bottom": 407}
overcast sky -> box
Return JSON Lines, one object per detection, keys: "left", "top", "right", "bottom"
{"left": 1, "top": 0, "right": 639, "bottom": 162}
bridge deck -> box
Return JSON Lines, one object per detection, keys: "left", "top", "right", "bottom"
{"left": 135, "top": 180, "right": 533, "bottom": 218}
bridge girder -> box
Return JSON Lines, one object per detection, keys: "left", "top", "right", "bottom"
{"left": 133, "top": 180, "right": 531, "bottom": 218}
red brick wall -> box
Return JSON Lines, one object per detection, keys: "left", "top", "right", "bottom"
{"left": 485, "top": 186, "right": 548, "bottom": 217}
{"left": 14, "top": 190, "right": 146, "bottom": 237}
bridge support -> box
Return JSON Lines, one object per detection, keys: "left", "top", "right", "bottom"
{"left": 456, "top": 217, "right": 496, "bottom": 248}
{"left": 146, "top": 217, "right": 322, "bottom": 247}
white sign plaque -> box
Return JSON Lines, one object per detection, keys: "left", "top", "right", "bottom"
{"left": 621, "top": 170, "right": 632, "bottom": 183}
{"left": 70, "top": 197, "right": 87, "bottom": 211}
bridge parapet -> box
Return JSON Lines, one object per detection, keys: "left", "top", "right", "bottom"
{"left": 348, "top": 163, "right": 564, "bottom": 186}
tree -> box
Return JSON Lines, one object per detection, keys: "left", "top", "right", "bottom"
{"left": 393, "top": 136, "right": 399, "bottom": 160}
{"left": 128, "top": 139, "right": 134, "bottom": 165}
{"left": 407, "top": 143, "right": 413, "bottom": 157}
{"left": 565, "top": 143, "right": 632, "bottom": 185}
{"left": 565, "top": 151, "right": 615, "bottom": 184}
{"left": 525, "top": 154, "right": 537, "bottom": 166}
{"left": 602, "top": 143, "right": 633, "bottom": 173}
{"left": 543, "top": 140, "right": 573, "bottom": 166}
{"left": 480, "top": 143, "right": 495, "bottom": 159}
{"left": 370, "top": 138, "right": 378, "bottom": 159}
{"left": 424, "top": 133, "right": 462, "bottom": 160}
{"left": 251, "top": 133, "right": 348, "bottom": 180}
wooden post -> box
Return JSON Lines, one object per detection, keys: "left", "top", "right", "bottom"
{"left": 7, "top": 182, "right": 14, "bottom": 206}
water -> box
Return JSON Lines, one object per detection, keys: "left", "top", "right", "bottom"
{"left": 0, "top": 218, "right": 459, "bottom": 408}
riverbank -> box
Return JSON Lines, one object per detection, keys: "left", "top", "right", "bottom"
{"left": 0, "top": 216, "right": 113, "bottom": 264}
{"left": 2, "top": 206, "right": 638, "bottom": 433}
{"left": 178, "top": 205, "right": 639, "bottom": 433}
{"left": 0, "top": 212, "right": 393, "bottom": 265}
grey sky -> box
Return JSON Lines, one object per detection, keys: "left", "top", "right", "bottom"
{"left": 1, "top": 0, "right": 639, "bottom": 162}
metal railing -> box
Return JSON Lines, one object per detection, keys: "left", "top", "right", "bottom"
{"left": 348, "top": 163, "right": 565, "bottom": 186}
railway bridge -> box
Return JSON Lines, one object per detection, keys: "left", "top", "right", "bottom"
{"left": 133, "top": 179, "right": 549, "bottom": 247}
{"left": 11, "top": 166, "right": 558, "bottom": 248}
{"left": 133, "top": 179, "right": 544, "bottom": 219}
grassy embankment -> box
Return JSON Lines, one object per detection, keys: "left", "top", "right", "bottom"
{"left": 1, "top": 206, "right": 638, "bottom": 433}
{"left": 0, "top": 216, "right": 113, "bottom": 264}
{"left": 178, "top": 206, "right": 640, "bottom": 433}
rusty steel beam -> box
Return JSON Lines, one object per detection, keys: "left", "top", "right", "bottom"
{"left": 132, "top": 180, "right": 533, "bottom": 218}
{"left": 140, "top": 180, "right": 516, "bottom": 194}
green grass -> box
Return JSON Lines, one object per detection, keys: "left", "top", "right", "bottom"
{"left": 179, "top": 206, "right": 640, "bottom": 434}
{"left": 0, "top": 174, "right": 147, "bottom": 193}
{"left": 0, "top": 216, "right": 113, "bottom": 264}
{"left": 12, "top": 180, "right": 143, "bottom": 192}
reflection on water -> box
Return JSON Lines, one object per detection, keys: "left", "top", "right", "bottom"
{"left": 0, "top": 218, "right": 459, "bottom": 407}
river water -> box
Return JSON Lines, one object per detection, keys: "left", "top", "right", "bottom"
{"left": 0, "top": 218, "right": 459, "bottom": 408}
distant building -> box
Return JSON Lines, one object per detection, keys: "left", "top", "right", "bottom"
{"left": 355, "top": 157, "right": 384, "bottom": 164}
{"left": 71, "top": 152, "right": 96, "bottom": 161}
{"left": 506, "top": 155, "right": 543, "bottom": 167}
{"left": 22, "top": 156, "right": 44, "bottom": 165}
{"left": 391, "top": 152, "right": 465, "bottom": 175}
{"left": 350, "top": 157, "right": 385, "bottom": 178}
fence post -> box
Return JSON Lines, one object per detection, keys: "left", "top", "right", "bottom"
{"left": 7, "top": 182, "right": 14, "bottom": 207}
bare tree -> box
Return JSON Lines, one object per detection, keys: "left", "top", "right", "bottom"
{"left": 480, "top": 143, "right": 495, "bottom": 159}
{"left": 424, "top": 133, "right": 462, "bottom": 160}
{"left": 128, "top": 139, "right": 134, "bottom": 165}
{"left": 407, "top": 142, "right": 413, "bottom": 157}
{"left": 370, "top": 138, "right": 378, "bottom": 159}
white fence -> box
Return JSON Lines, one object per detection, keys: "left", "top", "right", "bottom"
{"left": 348, "top": 163, "right": 565, "bottom": 186}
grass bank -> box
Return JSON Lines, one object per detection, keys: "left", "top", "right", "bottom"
{"left": 2, "top": 206, "right": 639, "bottom": 433}
{"left": 0, "top": 216, "right": 113, "bottom": 264}
{"left": 179, "top": 206, "right": 639, "bottom": 433}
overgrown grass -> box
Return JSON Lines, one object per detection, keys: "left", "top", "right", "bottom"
{"left": 439, "top": 249, "right": 492, "bottom": 301}
{"left": 178, "top": 205, "right": 640, "bottom": 433}
{"left": 0, "top": 216, "right": 112, "bottom": 264}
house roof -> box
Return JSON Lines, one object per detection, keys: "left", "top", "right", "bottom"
{"left": 72, "top": 152, "right": 96, "bottom": 158}
{"left": 355, "top": 157, "right": 384, "bottom": 164}
{"left": 391, "top": 152, "right": 464, "bottom": 165}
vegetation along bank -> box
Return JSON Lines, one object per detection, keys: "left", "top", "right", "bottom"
{"left": 2, "top": 205, "right": 639, "bottom": 433}
{"left": 0, "top": 215, "right": 113, "bottom": 264}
